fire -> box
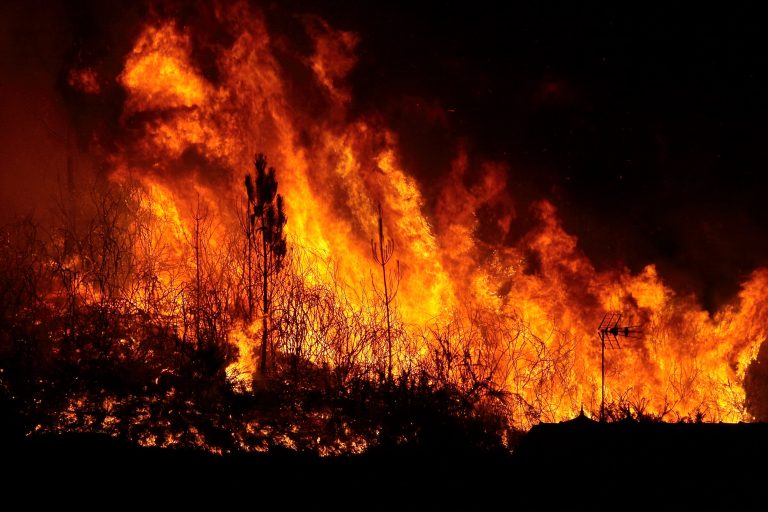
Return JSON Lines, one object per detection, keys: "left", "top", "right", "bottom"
{"left": 48, "top": 1, "right": 767, "bottom": 433}
{"left": 119, "top": 23, "right": 211, "bottom": 111}
{"left": 307, "top": 17, "right": 358, "bottom": 104}
{"left": 226, "top": 324, "right": 258, "bottom": 391}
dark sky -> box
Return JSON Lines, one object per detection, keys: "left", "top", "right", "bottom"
{"left": 2, "top": 1, "right": 768, "bottom": 311}
{"left": 311, "top": 2, "right": 768, "bottom": 311}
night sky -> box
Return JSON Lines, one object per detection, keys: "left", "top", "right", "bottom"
{"left": 2, "top": 1, "right": 767, "bottom": 311}
{"left": 323, "top": 2, "right": 768, "bottom": 312}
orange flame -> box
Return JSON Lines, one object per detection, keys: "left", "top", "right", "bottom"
{"left": 106, "top": 3, "right": 766, "bottom": 429}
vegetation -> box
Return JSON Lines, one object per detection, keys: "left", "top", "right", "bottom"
{"left": 0, "top": 157, "right": 522, "bottom": 454}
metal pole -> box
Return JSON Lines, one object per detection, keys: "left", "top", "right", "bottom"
{"left": 601, "top": 332, "right": 605, "bottom": 422}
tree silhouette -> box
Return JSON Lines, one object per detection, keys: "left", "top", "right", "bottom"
{"left": 371, "top": 204, "right": 400, "bottom": 382}
{"left": 245, "top": 153, "right": 287, "bottom": 375}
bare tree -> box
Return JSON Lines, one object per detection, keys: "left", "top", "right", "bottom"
{"left": 370, "top": 204, "right": 400, "bottom": 382}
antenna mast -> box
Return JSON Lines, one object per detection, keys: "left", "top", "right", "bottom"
{"left": 597, "top": 312, "right": 642, "bottom": 421}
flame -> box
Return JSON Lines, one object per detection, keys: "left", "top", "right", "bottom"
{"left": 119, "top": 23, "right": 211, "bottom": 111}
{"left": 90, "top": 2, "right": 767, "bottom": 430}
{"left": 227, "top": 324, "right": 258, "bottom": 391}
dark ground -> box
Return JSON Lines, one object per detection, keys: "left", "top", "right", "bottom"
{"left": 3, "top": 416, "right": 768, "bottom": 510}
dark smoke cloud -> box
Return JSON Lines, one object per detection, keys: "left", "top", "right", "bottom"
{"left": 0, "top": 0, "right": 146, "bottom": 219}
{"left": 0, "top": 1, "right": 73, "bottom": 218}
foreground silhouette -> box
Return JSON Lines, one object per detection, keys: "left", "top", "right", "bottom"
{"left": 3, "top": 415, "right": 768, "bottom": 509}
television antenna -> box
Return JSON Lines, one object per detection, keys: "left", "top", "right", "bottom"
{"left": 597, "top": 312, "right": 642, "bottom": 422}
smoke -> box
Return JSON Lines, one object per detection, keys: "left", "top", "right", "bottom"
{"left": 0, "top": 2, "right": 70, "bottom": 219}
{"left": 0, "top": 0, "right": 146, "bottom": 220}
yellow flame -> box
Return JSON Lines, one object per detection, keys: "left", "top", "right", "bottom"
{"left": 107, "top": 7, "right": 767, "bottom": 429}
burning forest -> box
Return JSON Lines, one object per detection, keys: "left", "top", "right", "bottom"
{"left": 2, "top": 0, "right": 768, "bottom": 469}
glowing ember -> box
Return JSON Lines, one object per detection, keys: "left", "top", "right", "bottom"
{"left": 67, "top": 68, "right": 101, "bottom": 94}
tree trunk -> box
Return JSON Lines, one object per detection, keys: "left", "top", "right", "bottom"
{"left": 195, "top": 203, "right": 202, "bottom": 351}
{"left": 247, "top": 215, "right": 253, "bottom": 323}
{"left": 259, "top": 222, "right": 268, "bottom": 375}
